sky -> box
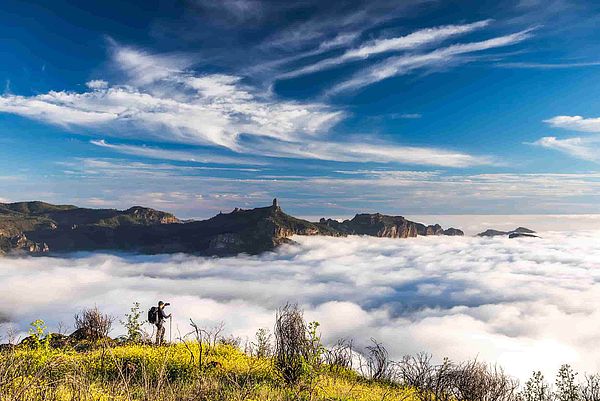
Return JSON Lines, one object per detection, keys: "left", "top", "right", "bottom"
{"left": 2, "top": 0, "right": 600, "bottom": 218}
{"left": 3, "top": 231, "right": 600, "bottom": 381}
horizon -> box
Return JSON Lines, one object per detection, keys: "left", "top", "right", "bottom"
{"left": 2, "top": 1, "right": 600, "bottom": 218}
{"left": 4, "top": 197, "right": 600, "bottom": 234}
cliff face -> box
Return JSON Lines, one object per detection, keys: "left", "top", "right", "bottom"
{"left": 0, "top": 200, "right": 463, "bottom": 256}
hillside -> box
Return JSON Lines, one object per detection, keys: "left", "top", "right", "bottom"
{"left": 0, "top": 199, "right": 463, "bottom": 256}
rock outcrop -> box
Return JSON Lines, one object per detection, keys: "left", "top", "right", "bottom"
{"left": 0, "top": 199, "right": 463, "bottom": 256}
{"left": 477, "top": 227, "right": 538, "bottom": 238}
{"left": 0, "top": 233, "right": 48, "bottom": 255}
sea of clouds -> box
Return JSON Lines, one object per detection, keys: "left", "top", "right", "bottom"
{"left": 2, "top": 230, "right": 600, "bottom": 381}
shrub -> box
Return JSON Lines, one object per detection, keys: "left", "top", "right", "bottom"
{"left": 250, "top": 328, "right": 272, "bottom": 358}
{"left": 74, "top": 306, "right": 114, "bottom": 341}
{"left": 581, "top": 374, "right": 600, "bottom": 401}
{"left": 219, "top": 335, "right": 242, "bottom": 348}
{"left": 120, "top": 302, "right": 144, "bottom": 343}
{"left": 360, "top": 338, "right": 395, "bottom": 382}
{"left": 449, "top": 360, "right": 518, "bottom": 401}
{"left": 27, "top": 319, "right": 51, "bottom": 350}
{"left": 521, "top": 371, "right": 552, "bottom": 401}
{"left": 273, "top": 303, "right": 323, "bottom": 385}
{"left": 324, "top": 338, "right": 353, "bottom": 372}
{"left": 556, "top": 364, "right": 580, "bottom": 401}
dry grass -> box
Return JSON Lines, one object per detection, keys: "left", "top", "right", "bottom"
{"left": 0, "top": 341, "right": 414, "bottom": 401}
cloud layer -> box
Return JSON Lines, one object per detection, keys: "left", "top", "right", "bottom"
{"left": 2, "top": 232, "right": 600, "bottom": 381}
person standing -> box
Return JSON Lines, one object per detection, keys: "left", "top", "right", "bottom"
{"left": 154, "top": 301, "right": 171, "bottom": 345}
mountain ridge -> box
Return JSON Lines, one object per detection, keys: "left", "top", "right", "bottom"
{"left": 0, "top": 199, "right": 463, "bottom": 256}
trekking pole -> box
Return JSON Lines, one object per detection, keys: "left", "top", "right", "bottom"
{"left": 169, "top": 315, "right": 172, "bottom": 344}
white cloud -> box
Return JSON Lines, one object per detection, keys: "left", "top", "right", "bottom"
{"left": 280, "top": 20, "right": 492, "bottom": 79}
{"left": 111, "top": 45, "right": 192, "bottom": 86}
{"left": 0, "top": 44, "right": 492, "bottom": 167}
{"left": 330, "top": 28, "right": 534, "bottom": 93}
{"left": 0, "top": 74, "right": 343, "bottom": 150}
{"left": 0, "top": 92, "right": 118, "bottom": 126}
{"left": 497, "top": 61, "right": 600, "bottom": 69}
{"left": 532, "top": 115, "right": 600, "bottom": 163}
{"left": 90, "top": 139, "right": 267, "bottom": 165}
{"left": 3, "top": 232, "right": 600, "bottom": 382}
{"left": 59, "top": 158, "right": 261, "bottom": 178}
{"left": 533, "top": 136, "right": 600, "bottom": 163}
{"left": 544, "top": 115, "right": 600, "bottom": 133}
{"left": 394, "top": 113, "right": 422, "bottom": 119}
{"left": 86, "top": 80, "right": 109, "bottom": 90}
{"left": 246, "top": 31, "right": 361, "bottom": 76}
{"left": 243, "top": 137, "right": 493, "bottom": 167}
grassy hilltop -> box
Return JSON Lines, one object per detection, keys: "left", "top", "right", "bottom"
{"left": 0, "top": 305, "right": 414, "bottom": 401}
{"left": 1, "top": 342, "right": 412, "bottom": 401}
{"left": 1, "top": 304, "right": 596, "bottom": 401}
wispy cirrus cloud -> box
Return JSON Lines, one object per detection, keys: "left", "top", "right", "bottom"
{"left": 191, "top": 0, "right": 264, "bottom": 22}
{"left": 90, "top": 139, "right": 268, "bottom": 166}
{"left": 278, "top": 20, "right": 492, "bottom": 79}
{"left": 0, "top": 48, "right": 344, "bottom": 150}
{"left": 259, "top": 0, "right": 412, "bottom": 51}
{"left": 241, "top": 137, "right": 493, "bottom": 167}
{"left": 330, "top": 28, "right": 534, "bottom": 93}
{"left": 497, "top": 61, "right": 600, "bottom": 69}
{"left": 0, "top": 44, "right": 493, "bottom": 168}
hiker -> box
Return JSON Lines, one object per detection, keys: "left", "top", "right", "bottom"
{"left": 148, "top": 301, "right": 171, "bottom": 345}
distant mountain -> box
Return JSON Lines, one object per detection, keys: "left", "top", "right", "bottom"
{"left": 477, "top": 227, "right": 538, "bottom": 238}
{"left": 0, "top": 199, "right": 463, "bottom": 256}
{"left": 320, "top": 214, "right": 463, "bottom": 237}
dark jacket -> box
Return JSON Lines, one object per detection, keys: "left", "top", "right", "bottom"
{"left": 157, "top": 307, "right": 170, "bottom": 325}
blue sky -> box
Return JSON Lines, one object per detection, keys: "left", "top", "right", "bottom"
{"left": 2, "top": 0, "right": 600, "bottom": 218}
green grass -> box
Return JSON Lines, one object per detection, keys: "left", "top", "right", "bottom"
{"left": 0, "top": 342, "right": 416, "bottom": 401}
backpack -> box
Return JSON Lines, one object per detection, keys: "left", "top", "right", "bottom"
{"left": 148, "top": 306, "right": 158, "bottom": 324}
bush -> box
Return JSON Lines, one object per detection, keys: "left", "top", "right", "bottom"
{"left": 324, "top": 338, "right": 353, "bottom": 373}
{"left": 360, "top": 338, "right": 395, "bottom": 382}
{"left": 449, "top": 360, "right": 518, "bottom": 401}
{"left": 274, "top": 303, "right": 323, "bottom": 385}
{"left": 27, "top": 319, "right": 51, "bottom": 350}
{"left": 581, "top": 374, "right": 600, "bottom": 401}
{"left": 520, "top": 371, "right": 552, "bottom": 401}
{"left": 74, "top": 306, "right": 114, "bottom": 341}
{"left": 398, "top": 353, "right": 518, "bottom": 401}
{"left": 250, "top": 328, "right": 272, "bottom": 358}
{"left": 120, "top": 302, "right": 144, "bottom": 343}
{"left": 555, "top": 364, "right": 580, "bottom": 401}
